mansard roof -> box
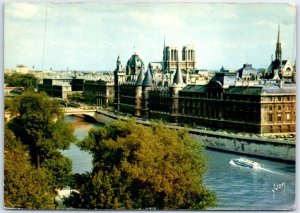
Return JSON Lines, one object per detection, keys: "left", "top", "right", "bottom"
{"left": 225, "top": 83, "right": 296, "bottom": 95}
{"left": 181, "top": 85, "right": 207, "bottom": 93}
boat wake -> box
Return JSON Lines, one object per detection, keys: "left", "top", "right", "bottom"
{"left": 229, "top": 159, "right": 282, "bottom": 175}
{"left": 256, "top": 167, "right": 283, "bottom": 175}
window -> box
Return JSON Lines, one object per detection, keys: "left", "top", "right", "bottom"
{"left": 287, "top": 105, "right": 291, "bottom": 111}
{"left": 287, "top": 96, "right": 291, "bottom": 101}
{"left": 268, "top": 114, "right": 273, "bottom": 122}
{"left": 286, "top": 113, "right": 291, "bottom": 122}
{"left": 277, "top": 97, "right": 281, "bottom": 101}
{"left": 269, "top": 106, "right": 272, "bottom": 111}
{"left": 278, "top": 106, "right": 281, "bottom": 111}
{"left": 277, "top": 113, "right": 282, "bottom": 122}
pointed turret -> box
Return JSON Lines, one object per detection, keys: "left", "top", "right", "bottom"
{"left": 173, "top": 62, "right": 184, "bottom": 85}
{"left": 135, "top": 70, "right": 144, "bottom": 86}
{"left": 142, "top": 68, "right": 153, "bottom": 87}
{"left": 117, "top": 54, "right": 121, "bottom": 65}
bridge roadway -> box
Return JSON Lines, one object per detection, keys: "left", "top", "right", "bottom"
{"left": 62, "top": 108, "right": 98, "bottom": 121}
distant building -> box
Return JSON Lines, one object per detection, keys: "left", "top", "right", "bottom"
{"left": 83, "top": 80, "right": 114, "bottom": 107}
{"left": 38, "top": 78, "right": 72, "bottom": 99}
{"left": 264, "top": 26, "right": 295, "bottom": 82}
{"left": 71, "top": 78, "right": 85, "bottom": 91}
{"left": 16, "top": 65, "right": 29, "bottom": 74}
{"left": 113, "top": 44, "right": 295, "bottom": 135}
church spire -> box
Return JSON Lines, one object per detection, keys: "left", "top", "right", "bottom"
{"left": 275, "top": 25, "right": 282, "bottom": 62}
{"left": 163, "top": 35, "right": 166, "bottom": 62}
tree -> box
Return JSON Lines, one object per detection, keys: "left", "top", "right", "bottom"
{"left": 72, "top": 120, "right": 216, "bottom": 209}
{"left": 43, "top": 151, "right": 73, "bottom": 187}
{"left": 67, "top": 92, "right": 84, "bottom": 102}
{"left": 4, "top": 127, "right": 55, "bottom": 209}
{"left": 4, "top": 73, "right": 39, "bottom": 90}
{"left": 7, "top": 91, "right": 75, "bottom": 168}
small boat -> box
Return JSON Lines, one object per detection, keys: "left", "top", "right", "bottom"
{"left": 229, "top": 158, "right": 261, "bottom": 169}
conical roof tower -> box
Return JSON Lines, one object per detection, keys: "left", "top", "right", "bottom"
{"left": 173, "top": 62, "right": 184, "bottom": 86}
{"left": 142, "top": 68, "right": 153, "bottom": 87}
{"left": 135, "top": 70, "right": 144, "bottom": 86}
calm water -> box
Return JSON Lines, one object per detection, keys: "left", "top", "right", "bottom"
{"left": 62, "top": 115, "right": 295, "bottom": 210}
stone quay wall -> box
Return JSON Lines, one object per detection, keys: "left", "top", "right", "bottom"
{"left": 94, "top": 110, "right": 295, "bottom": 162}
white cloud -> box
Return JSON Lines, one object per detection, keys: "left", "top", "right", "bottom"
{"left": 128, "top": 11, "right": 183, "bottom": 29}
{"left": 5, "top": 2, "right": 41, "bottom": 19}
{"left": 222, "top": 11, "right": 239, "bottom": 20}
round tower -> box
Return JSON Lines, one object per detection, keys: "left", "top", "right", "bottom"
{"left": 142, "top": 69, "right": 153, "bottom": 118}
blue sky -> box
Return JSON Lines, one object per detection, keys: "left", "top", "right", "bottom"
{"left": 4, "top": 2, "right": 296, "bottom": 71}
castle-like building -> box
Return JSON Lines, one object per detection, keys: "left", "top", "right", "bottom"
{"left": 113, "top": 30, "right": 296, "bottom": 135}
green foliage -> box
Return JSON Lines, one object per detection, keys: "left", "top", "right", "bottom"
{"left": 7, "top": 91, "right": 75, "bottom": 167}
{"left": 67, "top": 92, "right": 84, "bottom": 102}
{"left": 5, "top": 73, "right": 39, "bottom": 90}
{"left": 73, "top": 120, "right": 216, "bottom": 209}
{"left": 4, "top": 127, "right": 55, "bottom": 209}
{"left": 43, "top": 152, "right": 73, "bottom": 188}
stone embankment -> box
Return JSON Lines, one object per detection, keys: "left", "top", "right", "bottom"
{"left": 92, "top": 110, "right": 295, "bottom": 163}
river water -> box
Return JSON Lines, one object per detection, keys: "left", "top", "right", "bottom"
{"left": 62, "top": 115, "right": 295, "bottom": 210}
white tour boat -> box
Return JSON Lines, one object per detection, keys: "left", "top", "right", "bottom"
{"left": 229, "top": 158, "right": 261, "bottom": 169}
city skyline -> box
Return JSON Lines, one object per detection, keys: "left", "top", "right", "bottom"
{"left": 5, "top": 2, "right": 296, "bottom": 71}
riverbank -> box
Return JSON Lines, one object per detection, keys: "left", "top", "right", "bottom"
{"left": 93, "top": 110, "right": 295, "bottom": 163}
{"left": 62, "top": 115, "right": 295, "bottom": 210}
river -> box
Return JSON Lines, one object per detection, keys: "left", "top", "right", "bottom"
{"left": 62, "top": 115, "right": 295, "bottom": 210}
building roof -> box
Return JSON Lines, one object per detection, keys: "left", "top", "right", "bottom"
{"left": 268, "top": 59, "right": 288, "bottom": 72}
{"left": 126, "top": 53, "right": 145, "bottom": 72}
{"left": 173, "top": 63, "right": 184, "bottom": 85}
{"left": 149, "top": 62, "right": 163, "bottom": 71}
{"left": 135, "top": 70, "right": 144, "bottom": 86}
{"left": 209, "top": 72, "right": 237, "bottom": 88}
{"left": 225, "top": 83, "right": 296, "bottom": 95}
{"left": 142, "top": 69, "right": 153, "bottom": 87}
{"left": 237, "top": 64, "right": 258, "bottom": 78}
{"left": 181, "top": 85, "right": 207, "bottom": 93}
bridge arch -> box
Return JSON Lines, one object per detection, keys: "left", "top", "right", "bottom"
{"left": 64, "top": 113, "right": 98, "bottom": 123}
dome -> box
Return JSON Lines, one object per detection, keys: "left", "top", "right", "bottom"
{"left": 238, "top": 64, "right": 257, "bottom": 78}
{"left": 126, "top": 53, "right": 145, "bottom": 75}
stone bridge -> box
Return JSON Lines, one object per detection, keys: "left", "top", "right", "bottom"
{"left": 62, "top": 108, "right": 99, "bottom": 122}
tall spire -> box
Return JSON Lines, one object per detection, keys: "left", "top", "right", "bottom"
{"left": 163, "top": 35, "right": 166, "bottom": 62}
{"left": 275, "top": 25, "right": 282, "bottom": 62}
{"left": 277, "top": 25, "right": 280, "bottom": 43}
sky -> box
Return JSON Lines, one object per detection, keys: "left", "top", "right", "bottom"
{"left": 4, "top": 1, "right": 296, "bottom": 71}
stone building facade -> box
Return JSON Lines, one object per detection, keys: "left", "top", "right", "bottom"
{"left": 38, "top": 78, "right": 72, "bottom": 99}
{"left": 113, "top": 28, "right": 296, "bottom": 135}
{"left": 114, "top": 49, "right": 295, "bottom": 135}
{"left": 162, "top": 45, "right": 196, "bottom": 74}
{"left": 83, "top": 80, "right": 114, "bottom": 107}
